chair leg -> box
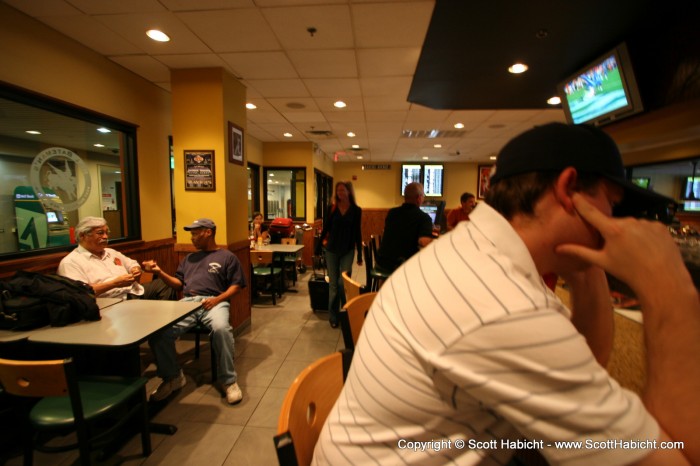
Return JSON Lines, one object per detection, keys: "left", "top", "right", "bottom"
{"left": 194, "top": 328, "right": 201, "bottom": 359}
{"left": 140, "top": 388, "right": 152, "bottom": 457}
{"left": 22, "top": 424, "right": 33, "bottom": 466}
{"left": 209, "top": 332, "right": 218, "bottom": 383}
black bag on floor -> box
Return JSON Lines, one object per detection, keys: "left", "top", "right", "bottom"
{"left": 0, "top": 271, "right": 100, "bottom": 327}
{"left": 309, "top": 255, "right": 329, "bottom": 312}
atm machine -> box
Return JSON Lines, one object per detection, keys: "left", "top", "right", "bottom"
{"left": 14, "top": 186, "right": 71, "bottom": 250}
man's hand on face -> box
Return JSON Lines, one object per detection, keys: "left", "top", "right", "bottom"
{"left": 556, "top": 193, "right": 683, "bottom": 293}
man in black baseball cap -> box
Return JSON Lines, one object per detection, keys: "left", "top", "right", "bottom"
{"left": 489, "top": 122, "right": 672, "bottom": 219}
{"left": 314, "top": 122, "right": 700, "bottom": 465}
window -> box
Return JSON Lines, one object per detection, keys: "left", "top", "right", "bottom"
{"left": 263, "top": 167, "right": 306, "bottom": 221}
{"left": 0, "top": 84, "right": 139, "bottom": 258}
{"left": 315, "top": 170, "right": 333, "bottom": 221}
{"left": 247, "top": 162, "right": 260, "bottom": 221}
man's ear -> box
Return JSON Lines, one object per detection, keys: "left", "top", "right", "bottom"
{"left": 553, "top": 167, "right": 578, "bottom": 214}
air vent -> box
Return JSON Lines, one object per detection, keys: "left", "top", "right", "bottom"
{"left": 401, "top": 129, "right": 467, "bottom": 138}
{"left": 305, "top": 130, "right": 334, "bottom": 138}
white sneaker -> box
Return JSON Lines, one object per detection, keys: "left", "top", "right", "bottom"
{"left": 224, "top": 382, "right": 243, "bottom": 404}
{"left": 150, "top": 370, "right": 186, "bottom": 402}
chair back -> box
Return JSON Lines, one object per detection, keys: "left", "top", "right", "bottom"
{"left": 0, "top": 358, "right": 71, "bottom": 398}
{"left": 369, "top": 234, "right": 379, "bottom": 262}
{"left": 251, "top": 250, "right": 275, "bottom": 267}
{"left": 275, "top": 350, "right": 352, "bottom": 466}
{"left": 363, "top": 243, "right": 373, "bottom": 289}
{"left": 341, "top": 271, "right": 362, "bottom": 301}
{"left": 339, "top": 292, "right": 377, "bottom": 350}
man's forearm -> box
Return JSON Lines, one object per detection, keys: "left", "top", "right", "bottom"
{"left": 639, "top": 270, "right": 700, "bottom": 464}
{"left": 155, "top": 269, "right": 182, "bottom": 291}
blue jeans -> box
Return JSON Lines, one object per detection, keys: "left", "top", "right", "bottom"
{"left": 324, "top": 248, "right": 355, "bottom": 323}
{"left": 148, "top": 296, "right": 236, "bottom": 385}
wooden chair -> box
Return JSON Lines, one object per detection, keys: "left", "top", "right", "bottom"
{"left": 0, "top": 357, "right": 151, "bottom": 466}
{"left": 280, "top": 238, "right": 300, "bottom": 286}
{"left": 341, "top": 270, "right": 363, "bottom": 302}
{"left": 339, "top": 292, "right": 377, "bottom": 350}
{"left": 274, "top": 350, "right": 353, "bottom": 466}
{"left": 251, "top": 250, "right": 283, "bottom": 305}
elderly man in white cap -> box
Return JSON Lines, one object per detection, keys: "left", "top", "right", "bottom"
{"left": 58, "top": 216, "right": 175, "bottom": 300}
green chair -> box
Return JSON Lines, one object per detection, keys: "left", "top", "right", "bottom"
{"left": 0, "top": 357, "right": 150, "bottom": 466}
{"left": 251, "top": 250, "right": 284, "bottom": 305}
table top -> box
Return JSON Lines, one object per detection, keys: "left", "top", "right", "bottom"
{"left": 253, "top": 244, "right": 304, "bottom": 253}
{"left": 26, "top": 300, "right": 200, "bottom": 348}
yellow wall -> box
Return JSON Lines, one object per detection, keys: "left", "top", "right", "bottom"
{"left": 171, "top": 68, "right": 249, "bottom": 245}
{"left": 333, "top": 162, "right": 482, "bottom": 208}
{"left": 0, "top": 3, "right": 173, "bottom": 242}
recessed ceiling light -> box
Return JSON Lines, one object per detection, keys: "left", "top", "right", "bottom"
{"left": 433, "top": 144, "right": 442, "bottom": 148}
{"left": 246, "top": 103, "right": 257, "bottom": 110}
{"left": 283, "top": 132, "right": 293, "bottom": 138}
{"left": 334, "top": 101, "right": 347, "bottom": 108}
{"left": 508, "top": 63, "right": 528, "bottom": 74}
{"left": 351, "top": 144, "right": 360, "bottom": 149}
{"left": 357, "top": 155, "right": 363, "bottom": 160}
{"left": 97, "top": 127, "right": 111, "bottom": 133}
{"left": 146, "top": 29, "right": 170, "bottom": 42}
{"left": 422, "top": 156, "right": 429, "bottom": 160}
{"left": 347, "top": 132, "right": 355, "bottom": 138}
{"left": 94, "top": 143, "right": 105, "bottom": 148}
{"left": 454, "top": 123, "right": 464, "bottom": 129}
{"left": 547, "top": 96, "right": 561, "bottom": 105}
{"left": 490, "top": 156, "right": 497, "bottom": 160}
{"left": 26, "top": 130, "right": 41, "bottom": 135}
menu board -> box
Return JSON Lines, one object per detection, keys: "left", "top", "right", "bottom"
{"left": 423, "top": 164, "right": 444, "bottom": 197}
{"left": 401, "top": 164, "right": 421, "bottom": 195}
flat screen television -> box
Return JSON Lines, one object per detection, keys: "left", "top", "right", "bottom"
{"left": 631, "top": 177, "right": 650, "bottom": 189}
{"left": 420, "top": 204, "right": 438, "bottom": 223}
{"left": 558, "top": 43, "right": 643, "bottom": 127}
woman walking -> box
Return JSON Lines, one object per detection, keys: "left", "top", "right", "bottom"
{"left": 316, "top": 181, "right": 363, "bottom": 328}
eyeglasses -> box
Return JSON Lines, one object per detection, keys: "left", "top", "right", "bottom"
{"left": 90, "top": 229, "right": 110, "bottom": 237}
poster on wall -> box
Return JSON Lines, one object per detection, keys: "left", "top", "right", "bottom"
{"left": 477, "top": 165, "right": 493, "bottom": 199}
{"left": 185, "top": 150, "right": 215, "bottom": 191}
{"left": 228, "top": 122, "right": 244, "bottom": 165}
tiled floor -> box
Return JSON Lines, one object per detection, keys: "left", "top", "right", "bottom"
{"left": 5, "top": 265, "right": 361, "bottom": 466}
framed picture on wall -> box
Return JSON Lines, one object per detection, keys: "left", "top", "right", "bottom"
{"left": 477, "top": 164, "right": 493, "bottom": 199}
{"left": 184, "top": 150, "right": 215, "bottom": 191}
{"left": 228, "top": 121, "right": 244, "bottom": 165}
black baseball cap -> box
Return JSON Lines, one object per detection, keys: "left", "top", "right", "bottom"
{"left": 490, "top": 123, "right": 673, "bottom": 218}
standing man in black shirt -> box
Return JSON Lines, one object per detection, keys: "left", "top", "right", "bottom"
{"left": 375, "top": 182, "right": 434, "bottom": 274}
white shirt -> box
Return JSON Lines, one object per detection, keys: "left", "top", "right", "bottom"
{"left": 313, "top": 203, "right": 658, "bottom": 466}
{"left": 58, "top": 245, "right": 144, "bottom": 299}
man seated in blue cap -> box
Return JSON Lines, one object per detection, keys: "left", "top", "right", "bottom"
{"left": 314, "top": 123, "right": 699, "bottom": 465}
{"left": 143, "top": 218, "right": 246, "bottom": 405}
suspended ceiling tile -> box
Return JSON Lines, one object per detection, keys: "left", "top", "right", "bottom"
{"left": 262, "top": 4, "right": 353, "bottom": 50}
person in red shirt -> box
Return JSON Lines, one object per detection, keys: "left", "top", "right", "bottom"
{"left": 446, "top": 192, "right": 476, "bottom": 231}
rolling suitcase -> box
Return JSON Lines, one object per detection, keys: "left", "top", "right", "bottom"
{"left": 309, "top": 255, "right": 329, "bottom": 312}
